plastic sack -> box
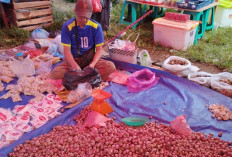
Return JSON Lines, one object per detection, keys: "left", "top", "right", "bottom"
{"left": 63, "top": 67, "right": 101, "bottom": 90}
{"left": 108, "top": 70, "right": 129, "bottom": 85}
{"left": 31, "top": 27, "right": 49, "bottom": 39}
{"left": 9, "top": 55, "right": 35, "bottom": 78}
{"left": 35, "top": 60, "right": 52, "bottom": 75}
{"left": 92, "top": 0, "right": 102, "bottom": 12}
{"left": 162, "top": 56, "right": 199, "bottom": 77}
{"left": 170, "top": 115, "right": 192, "bottom": 136}
{"left": 126, "top": 69, "right": 160, "bottom": 92}
{"left": 67, "top": 82, "right": 92, "bottom": 103}
{"left": 137, "top": 49, "right": 152, "bottom": 67}
{"left": 210, "top": 72, "right": 232, "bottom": 97}
{"left": 82, "top": 111, "right": 111, "bottom": 127}
{"left": 187, "top": 71, "right": 213, "bottom": 87}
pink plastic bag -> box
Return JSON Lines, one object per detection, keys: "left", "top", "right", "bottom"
{"left": 126, "top": 69, "right": 159, "bottom": 92}
{"left": 82, "top": 111, "right": 111, "bottom": 127}
{"left": 108, "top": 70, "right": 129, "bottom": 85}
{"left": 170, "top": 115, "right": 192, "bottom": 136}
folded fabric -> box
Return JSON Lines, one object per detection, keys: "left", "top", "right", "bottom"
{"left": 126, "top": 68, "right": 159, "bottom": 92}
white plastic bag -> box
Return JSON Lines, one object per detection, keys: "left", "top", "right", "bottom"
{"left": 52, "top": 35, "right": 64, "bottom": 55}
{"left": 187, "top": 71, "right": 213, "bottom": 87}
{"left": 31, "top": 27, "right": 49, "bottom": 39}
{"left": 137, "top": 50, "right": 152, "bottom": 67}
{"left": 9, "top": 55, "right": 35, "bottom": 78}
{"left": 210, "top": 72, "right": 232, "bottom": 97}
{"left": 162, "top": 56, "right": 199, "bottom": 77}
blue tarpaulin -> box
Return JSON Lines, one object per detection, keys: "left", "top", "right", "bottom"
{"left": 0, "top": 60, "right": 232, "bottom": 156}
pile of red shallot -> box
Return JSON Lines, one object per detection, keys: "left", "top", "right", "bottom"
{"left": 9, "top": 106, "right": 232, "bottom": 157}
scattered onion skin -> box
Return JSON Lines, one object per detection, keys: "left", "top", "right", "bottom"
{"left": 8, "top": 105, "right": 232, "bottom": 157}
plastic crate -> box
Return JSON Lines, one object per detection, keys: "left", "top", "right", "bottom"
{"left": 177, "top": 0, "right": 212, "bottom": 10}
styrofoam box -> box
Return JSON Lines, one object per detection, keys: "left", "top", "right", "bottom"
{"left": 215, "top": 6, "right": 232, "bottom": 27}
{"left": 152, "top": 18, "right": 198, "bottom": 51}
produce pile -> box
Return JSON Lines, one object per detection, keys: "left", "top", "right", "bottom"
{"left": 9, "top": 106, "right": 232, "bottom": 157}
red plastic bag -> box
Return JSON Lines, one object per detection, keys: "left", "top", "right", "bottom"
{"left": 170, "top": 115, "right": 192, "bottom": 136}
{"left": 92, "top": 0, "right": 102, "bottom": 12}
{"left": 82, "top": 111, "right": 110, "bottom": 127}
{"left": 107, "top": 70, "right": 129, "bottom": 85}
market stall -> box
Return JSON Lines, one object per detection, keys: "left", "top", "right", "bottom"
{"left": 0, "top": 59, "right": 232, "bottom": 156}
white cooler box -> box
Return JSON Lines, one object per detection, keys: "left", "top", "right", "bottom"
{"left": 215, "top": 0, "right": 232, "bottom": 27}
{"left": 152, "top": 18, "right": 199, "bottom": 51}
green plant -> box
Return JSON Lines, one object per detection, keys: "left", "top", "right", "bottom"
{"left": 0, "top": 26, "right": 29, "bottom": 49}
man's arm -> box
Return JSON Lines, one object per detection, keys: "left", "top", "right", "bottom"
{"left": 88, "top": 45, "right": 102, "bottom": 69}
{"left": 64, "top": 46, "right": 81, "bottom": 70}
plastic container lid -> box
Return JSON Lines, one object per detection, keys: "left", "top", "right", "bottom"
{"left": 152, "top": 18, "right": 199, "bottom": 30}
{"left": 121, "top": 117, "right": 150, "bottom": 126}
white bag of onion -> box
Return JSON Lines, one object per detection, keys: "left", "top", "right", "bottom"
{"left": 162, "top": 56, "right": 199, "bottom": 77}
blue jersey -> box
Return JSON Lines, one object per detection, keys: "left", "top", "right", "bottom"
{"left": 61, "top": 18, "right": 104, "bottom": 58}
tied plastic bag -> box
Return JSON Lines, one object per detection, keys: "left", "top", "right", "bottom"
{"left": 31, "top": 27, "right": 49, "bottom": 39}
{"left": 126, "top": 69, "right": 159, "bottom": 92}
{"left": 170, "top": 115, "right": 192, "bottom": 136}
{"left": 63, "top": 67, "right": 101, "bottom": 90}
{"left": 9, "top": 55, "right": 35, "bottom": 78}
{"left": 187, "top": 71, "right": 213, "bottom": 87}
{"left": 92, "top": 0, "right": 102, "bottom": 12}
{"left": 162, "top": 56, "right": 199, "bottom": 77}
{"left": 67, "top": 82, "right": 92, "bottom": 103}
{"left": 210, "top": 72, "right": 232, "bottom": 97}
{"left": 35, "top": 60, "right": 52, "bottom": 75}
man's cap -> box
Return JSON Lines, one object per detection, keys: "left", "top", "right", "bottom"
{"left": 75, "top": 0, "right": 93, "bottom": 19}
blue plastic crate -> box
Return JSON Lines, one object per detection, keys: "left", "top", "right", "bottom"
{"left": 177, "top": 0, "right": 212, "bottom": 10}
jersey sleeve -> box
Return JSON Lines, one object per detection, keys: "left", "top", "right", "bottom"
{"left": 61, "top": 24, "right": 71, "bottom": 47}
{"left": 94, "top": 24, "right": 104, "bottom": 47}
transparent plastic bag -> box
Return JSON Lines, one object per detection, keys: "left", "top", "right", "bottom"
{"left": 137, "top": 49, "right": 152, "bottom": 67}
{"left": 9, "top": 55, "right": 35, "bottom": 78}
{"left": 211, "top": 72, "right": 232, "bottom": 97}
{"left": 35, "top": 60, "right": 52, "bottom": 75}
{"left": 170, "top": 115, "right": 192, "bottom": 136}
{"left": 187, "top": 71, "right": 213, "bottom": 87}
{"left": 126, "top": 69, "right": 160, "bottom": 92}
{"left": 67, "top": 83, "right": 92, "bottom": 103}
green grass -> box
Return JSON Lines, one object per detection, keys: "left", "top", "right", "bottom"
{"left": 0, "top": 1, "right": 232, "bottom": 72}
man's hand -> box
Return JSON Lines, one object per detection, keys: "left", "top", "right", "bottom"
{"left": 88, "top": 63, "right": 95, "bottom": 69}
{"left": 70, "top": 62, "right": 81, "bottom": 71}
